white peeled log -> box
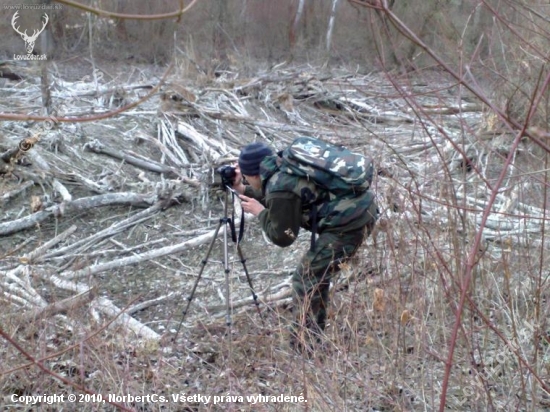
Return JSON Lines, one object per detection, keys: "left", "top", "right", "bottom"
{"left": 44, "top": 272, "right": 161, "bottom": 341}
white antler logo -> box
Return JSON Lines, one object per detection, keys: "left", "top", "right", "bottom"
{"left": 12, "top": 11, "right": 49, "bottom": 55}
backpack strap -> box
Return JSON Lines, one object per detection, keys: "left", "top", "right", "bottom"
{"left": 300, "top": 187, "right": 320, "bottom": 251}
{"left": 309, "top": 206, "right": 318, "bottom": 251}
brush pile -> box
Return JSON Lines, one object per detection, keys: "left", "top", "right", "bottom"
{"left": 0, "top": 61, "right": 541, "bottom": 343}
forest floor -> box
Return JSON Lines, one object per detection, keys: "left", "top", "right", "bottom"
{"left": 1, "top": 57, "right": 549, "bottom": 411}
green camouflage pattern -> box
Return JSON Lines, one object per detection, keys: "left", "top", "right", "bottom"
{"left": 280, "top": 136, "right": 374, "bottom": 197}
{"left": 260, "top": 155, "right": 375, "bottom": 232}
{"left": 257, "top": 144, "right": 379, "bottom": 353}
{"left": 289, "top": 198, "right": 378, "bottom": 351}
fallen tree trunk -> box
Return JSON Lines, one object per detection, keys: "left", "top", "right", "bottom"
{"left": 62, "top": 219, "right": 238, "bottom": 280}
{"left": 84, "top": 139, "right": 181, "bottom": 177}
{"left": 0, "top": 193, "right": 164, "bottom": 236}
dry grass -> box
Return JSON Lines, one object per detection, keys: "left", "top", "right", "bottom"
{"left": 2, "top": 207, "right": 549, "bottom": 411}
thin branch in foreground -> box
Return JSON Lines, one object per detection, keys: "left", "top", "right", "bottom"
{"left": 54, "top": 0, "right": 199, "bottom": 20}
{"left": 0, "top": 327, "right": 135, "bottom": 412}
{"left": 19, "top": 288, "right": 96, "bottom": 322}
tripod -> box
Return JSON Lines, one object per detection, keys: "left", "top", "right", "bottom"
{"left": 173, "top": 185, "right": 263, "bottom": 341}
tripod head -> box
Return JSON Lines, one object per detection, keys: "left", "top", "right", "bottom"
{"left": 213, "top": 165, "right": 244, "bottom": 245}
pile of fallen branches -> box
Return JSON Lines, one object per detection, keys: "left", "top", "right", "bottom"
{"left": 0, "top": 61, "right": 543, "bottom": 342}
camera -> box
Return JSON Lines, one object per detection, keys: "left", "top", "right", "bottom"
{"left": 216, "top": 165, "right": 237, "bottom": 187}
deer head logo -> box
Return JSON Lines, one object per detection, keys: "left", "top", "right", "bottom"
{"left": 12, "top": 11, "right": 49, "bottom": 55}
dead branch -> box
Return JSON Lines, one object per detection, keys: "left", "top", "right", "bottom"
{"left": 1, "top": 146, "right": 21, "bottom": 163}
{"left": 0, "top": 181, "right": 34, "bottom": 204}
{"left": 22, "top": 225, "right": 77, "bottom": 264}
{"left": 42, "top": 203, "right": 163, "bottom": 260}
{"left": 176, "top": 121, "right": 226, "bottom": 161}
{"left": 127, "top": 293, "right": 178, "bottom": 315}
{"left": 92, "top": 297, "right": 161, "bottom": 340}
{"left": 84, "top": 139, "right": 180, "bottom": 177}
{"left": 39, "top": 272, "right": 161, "bottom": 340}
{"left": 0, "top": 63, "right": 174, "bottom": 123}
{"left": 3, "top": 265, "right": 47, "bottom": 308}
{"left": 20, "top": 288, "right": 96, "bottom": 322}
{"left": 0, "top": 193, "right": 166, "bottom": 236}
{"left": 62, "top": 223, "right": 231, "bottom": 280}
{"left": 55, "top": 0, "right": 199, "bottom": 20}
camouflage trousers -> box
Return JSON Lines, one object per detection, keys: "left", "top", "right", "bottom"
{"left": 289, "top": 199, "right": 377, "bottom": 350}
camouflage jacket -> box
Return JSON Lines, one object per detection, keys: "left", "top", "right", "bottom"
{"left": 247, "top": 155, "right": 375, "bottom": 247}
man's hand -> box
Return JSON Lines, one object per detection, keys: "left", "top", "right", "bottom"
{"left": 239, "top": 195, "right": 265, "bottom": 216}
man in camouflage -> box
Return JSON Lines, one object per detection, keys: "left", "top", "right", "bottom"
{"left": 232, "top": 141, "right": 377, "bottom": 353}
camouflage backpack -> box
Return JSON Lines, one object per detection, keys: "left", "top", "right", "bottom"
{"left": 279, "top": 137, "right": 374, "bottom": 198}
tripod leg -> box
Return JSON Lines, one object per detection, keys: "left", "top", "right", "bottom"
{"left": 222, "top": 214, "right": 232, "bottom": 329}
{"left": 173, "top": 219, "right": 223, "bottom": 341}
{"left": 236, "top": 244, "right": 265, "bottom": 326}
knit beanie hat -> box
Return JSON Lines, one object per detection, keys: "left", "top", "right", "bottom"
{"left": 238, "top": 142, "right": 273, "bottom": 176}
